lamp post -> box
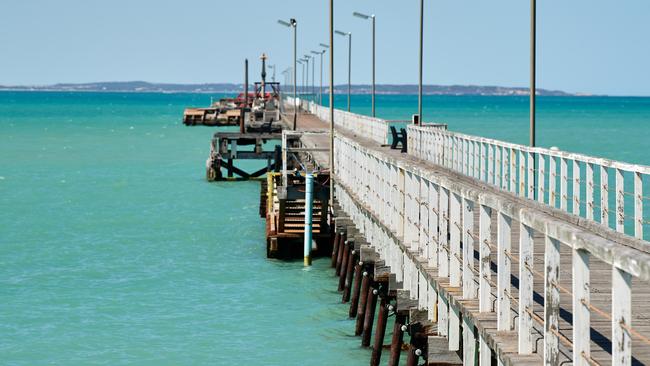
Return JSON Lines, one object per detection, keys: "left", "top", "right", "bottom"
{"left": 277, "top": 18, "right": 298, "bottom": 129}
{"left": 418, "top": 0, "right": 424, "bottom": 123}
{"left": 335, "top": 30, "right": 352, "bottom": 112}
{"left": 304, "top": 54, "right": 312, "bottom": 101}
{"left": 312, "top": 47, "right": 327, "bottom": 105}
{"left": 530, "top": 0, "right": 536, "bottom": 148}
{"left": 297, "top": 59, "right": 304, "bottom": 97}
{"left": 328, "top": 0, "right": 334, "bottom": 213}
{"left": 353, "top": 11, "right": 375, "bottom": 117}
{"left": 319, "top": 43, "right": 329, "bottom": 105}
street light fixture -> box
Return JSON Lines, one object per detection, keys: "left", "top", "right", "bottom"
{"left": 418, "top": 0, "right": 424, "bottom": 124}
{"left": 311, "top": 49, "right": 326, "bottom": 105}
{"left": 278, "top": 18, "right": 298, "bottom": 129}
{"left": 297, "top": 59, "right": 305, "bottom": 97}
{"left": 304, "top": 54, "right": 312, "bottom": 101}
{"left": 335, "top": 30, "right": 352, "bottom": 112}
{"left": 353, "top": 11, "right": 375, "bottom": 117}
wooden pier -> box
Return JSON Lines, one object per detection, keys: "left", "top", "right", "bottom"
{"left": 188, "top": 88, "right": 650, "bottom": 365}
{"left": 283, "top": 99, "right": 650, "bottom": 366}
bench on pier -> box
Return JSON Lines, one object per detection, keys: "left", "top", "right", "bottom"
{"left": 389, "top": 126, "right": 407, "bottom": 153}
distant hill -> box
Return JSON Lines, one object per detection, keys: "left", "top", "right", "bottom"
{"left": 0, "top": 81, "right": 575, "bottom": 96}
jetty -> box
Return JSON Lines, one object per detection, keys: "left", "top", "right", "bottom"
{"left": 184, "top": 59, "right": 650, "bottom": 364}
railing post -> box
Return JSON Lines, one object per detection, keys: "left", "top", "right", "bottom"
{"left": 544, "top": 235, "right": 560, "bottom": 366}
{"left": 488, "top": 144, "right": 495, "bottom": 185}
{"left": 634, "top": 171, "right": 643, "bottom": 239}
{"left": 601, "top": 166, "right": 609, "bottom": 227}
{"left": 538, "top": 154, "right": 546, "bottom": 203}
{"left": 518, "top": 223, "right": 534, "bottom": 354}
{"left": 429, "top": 183, "right": 440, "bottom": 267}
{"left": 463, "top": 198, "right": 476, "bottom": 299}
{"left": 502, "top": 147, "right": 508, "bottom": 190}
{"left": 463, "top": 315, "right": 477, "bottom": 365}
{"left": 497, "top": 211, "right": 512, "bottom": 331}
{"left": 439, "top": 187, "right": 450, "bottom": 278}
{"left": 519, "top": 150, "right": 526, "bottom": 196}
{"left": 573, "top": 248, "right": 590, "bottom": 366}
{"left": 419, "top": 178, "right": 429, "bottom": 256}
{"left": 450, "top": 192, "right": 462, "bottom": 287}
{"left": 586, "top": 163, "right": 594, "bottom": 221}
{"left": 480, "top": 333, "right": 491, "bottom": 366}
{"left": 616, "top": 168, "right": 625, "bottom": 233}
{"left": 527, "top": 151, "right": 535, "bottom": 199}
{"left": 561, "top": 157, "right": 568, "bottom": 211}
{"left": 510, "top": 148, "right": 517, "bottom": 194}
{"left": 573, "top": 160, "right": 581, "bottom": 215}
{"left": 549, "top": 156, "right": 557, "bottom": 207}
{"left": 397, "top": 167, "right": 406, "bottom": 238}
{"left": 495, "top": 145, "right": 501, "bottom": 187}
{"left": 612, "top": 267, "right": 632, "bottom": 366}
{"left": 479, "top": 204, "right": 492, "bottom": 312}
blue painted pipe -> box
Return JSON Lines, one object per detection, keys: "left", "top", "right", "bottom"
{"left": 304, "top": 173, "right": 314, "bottom": 266}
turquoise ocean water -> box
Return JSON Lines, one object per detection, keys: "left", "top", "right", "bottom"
{"left": 1, "top": 91, "right": 649, "bottom": 365}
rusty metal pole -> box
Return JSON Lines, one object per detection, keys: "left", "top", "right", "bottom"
{"left": 388, "top": 313, "right": 407, "bottom": 366}
{"left": 361, "top": 282, "right": 378, "bottom": 347}
{"left": 349, "top": 260, "right": 363, "bottom": 317}
{"left": 241, "top": 59, "right": 248, "bottom": 134}
{"left": 338, "top": 240, "right": 350, "bottom": 291}
{"left": 328, "top": 0, "right": 334, "bottom": 210}
{"left": 331, "top": 230, "right": 340, "bottom": 267}
{"left": 370, "top": 295, "right": 389, "bottom": 366}
{"left": 355, "top": 269, "right": 371, "bottom": 335}
{"left": 335, "top": 232, "right": 346, "bottom": 276}
{"left": 405, "top": 324, "right": 425, "bottom": 366}
{"left": 342, "top": 249, "right": 355, "bottom": 302}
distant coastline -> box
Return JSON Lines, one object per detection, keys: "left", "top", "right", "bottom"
{"left": 0, "top": 81, "right": 582, "bottom": 96}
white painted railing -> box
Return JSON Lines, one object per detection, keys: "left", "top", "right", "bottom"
{"left": 335, "top": 132, "right": 650, "bottom": 366}
{"left": 285, "top": 97, "right": 395, "bottom": 145}
{"left": 408, "top": 125, "right": 650, "bottom": 242}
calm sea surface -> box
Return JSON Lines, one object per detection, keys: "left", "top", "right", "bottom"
{"left": 1, "top": 91, "right": 649, "bottom": 365}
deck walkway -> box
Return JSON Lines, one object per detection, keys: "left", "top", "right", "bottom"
{"left": 288, "top": 104, "right": 650, "bottom": 366}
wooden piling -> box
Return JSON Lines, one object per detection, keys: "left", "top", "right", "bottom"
{"left": 335, "top": 232, "right": 346, "bottom": 276}
{"left": 331, "top": 230, "right": 340, "bottom": 267}
{"left": 227, "top": 158, "right": 234, "bottom": 177}
{"left": 370, "top": 295, "right": 389, "bottom": 366}
{"left": 342, "top": 249, "right": 355, "bottom": 302}
{"left": 338, "top": 240, "right": 350, "bottom": 291}
{"left": 405, "top": 323, "right": 426, "bottom": 366}
{"left": 348, "top": 260, "right": 363, "bottom": 317}
{"left": 388, "top": 313, "right": 406, "bottom": 366}
{"left": 361, "top": 283, "right": 378, "bottom": 347}
{"left": 355, "top": 269, "right": 371, "bottom": 335}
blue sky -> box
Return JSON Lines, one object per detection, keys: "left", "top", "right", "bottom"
{"left": 1, "top": 0, "right": 649, "bottom": 95}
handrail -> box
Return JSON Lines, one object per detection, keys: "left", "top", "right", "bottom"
{"left": 407, "top": 124, "right": 650, "bottom": 241}
{"left": 334, "top": 130, "right": 650, "bottom": 366}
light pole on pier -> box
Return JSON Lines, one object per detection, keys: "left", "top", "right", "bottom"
{"left": 418, "top": 0, "right": 424, "bottom": 124}
{"left": 530, "top": 0, "right": 536, "bottom": 148}
{"left": 319, "top": 43, "right": 330, "bottom": 105}
{"left": 311, "top": 47, "right": 327, "bottom": 105}
{"left": 297, "top": 59, "right": 305, "bottom": 97}
{"left": 277, "top": 18, "right": 298, "bottom": 129}
{"left": 335, "top": 30, "right": 352, "bottom": 112}
{"left": 328, "top": 0, "right": 334, "bottom": 216}
{"left": 304, "top": 54, "right": 312, "bottom": 101}
{"left": 353, "top": 11, "right": 375, "bottom": 117}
